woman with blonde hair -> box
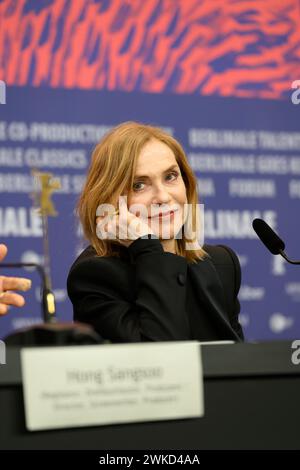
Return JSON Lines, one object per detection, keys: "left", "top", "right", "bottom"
{"left": 67, "top": 121, "right": 244, "bottom": 343}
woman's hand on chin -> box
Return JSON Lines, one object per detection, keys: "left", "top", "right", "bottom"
{"left": 96, "top": 197, "right": 155, "bottom": 248}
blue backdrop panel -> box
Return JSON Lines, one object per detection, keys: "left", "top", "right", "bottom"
{"left": 0, "top": 86, "right": 300, "bottom": 340}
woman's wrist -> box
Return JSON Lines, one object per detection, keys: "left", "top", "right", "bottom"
{"left": 127, "top": 235, "right": 163, "bottom": 260}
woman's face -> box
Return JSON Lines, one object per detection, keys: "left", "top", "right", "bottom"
{"left": 126, "top": 139, "right": 188, "bottom": 241}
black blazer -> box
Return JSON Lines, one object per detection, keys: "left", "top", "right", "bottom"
{"left": 67, "top": 237, "right": 244, "bottom": 343}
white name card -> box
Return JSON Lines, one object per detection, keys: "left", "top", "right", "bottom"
{"left": 21, "top": 341, "right": 204, "bottom": 431}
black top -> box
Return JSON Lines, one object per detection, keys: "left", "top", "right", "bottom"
{"left": 67, "top": 237, "right": 244, "bottom": 343}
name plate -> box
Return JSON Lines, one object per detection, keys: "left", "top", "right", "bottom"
{"left": 21, "top": 341, "right": 204, "bottom": 431}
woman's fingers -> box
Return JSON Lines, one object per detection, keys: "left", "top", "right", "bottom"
{"left": 0, "top": 276, "right": 31, "bottom": 292}
{"left": 0, "top": 303, "right": 9, "bottom": 315}
{"left": 96, "top": 200, "right": 154, "bottom": 245}
{"left": 0, "top": 246, "right": 31, "bottom": 315}
{"left": 118, "top": 195, "right": 127, "bottom": 215}
{"left": 0, "top": 244, "right": 8, "bottom": 262}
{"left": 0, "top": 291, "right": 25, "bottom": 308}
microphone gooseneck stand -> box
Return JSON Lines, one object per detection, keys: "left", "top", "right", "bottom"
{"left": 0, "top": 262, "right": 54, "bottom": 322}
{"left": 0, "top": 261, "right": 103, "bottom": 346}
{"left": 278, "top": 250, "right": 300, "bottom": 265}
{"left": 252, "top": 218, "right": 300, "bottom": 265}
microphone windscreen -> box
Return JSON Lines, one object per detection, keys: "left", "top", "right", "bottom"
{"left": 252, "top": 218, "right": 285, "bottom": 255}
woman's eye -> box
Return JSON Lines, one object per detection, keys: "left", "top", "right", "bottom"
{"left": 166, "top": 171, "right": 179, "bottom": 181}
{"left": 132, "top": 172, "right": 179, "bottom": 192}
{"left": 133, "top": 182, "right": 144, "bottom": 191}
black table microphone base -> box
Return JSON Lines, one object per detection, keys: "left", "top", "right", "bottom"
{"left": 4, "top": 322, "right": 104, "bottom": 346}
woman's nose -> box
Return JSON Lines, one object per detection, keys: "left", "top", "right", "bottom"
{"left": 151, "top": 184, "right": 172, "bottom": 204}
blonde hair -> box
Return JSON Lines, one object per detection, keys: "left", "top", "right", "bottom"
{"left": 77, "top": 121, "right": 206, "bottom": 264}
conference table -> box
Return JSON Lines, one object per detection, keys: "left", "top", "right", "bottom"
{"left": 0, "top": 340, "right": 299, "bottom": 450}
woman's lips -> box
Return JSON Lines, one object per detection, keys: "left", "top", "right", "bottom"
{"left": 148, "top": 209, "right": 178, "bottom": 219}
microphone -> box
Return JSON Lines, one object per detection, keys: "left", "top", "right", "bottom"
{"left": 252, "top": 218, "right": 300, "bottom": 265}
{"left": 0, "top": 262, "right": 55, "bottom": 323}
